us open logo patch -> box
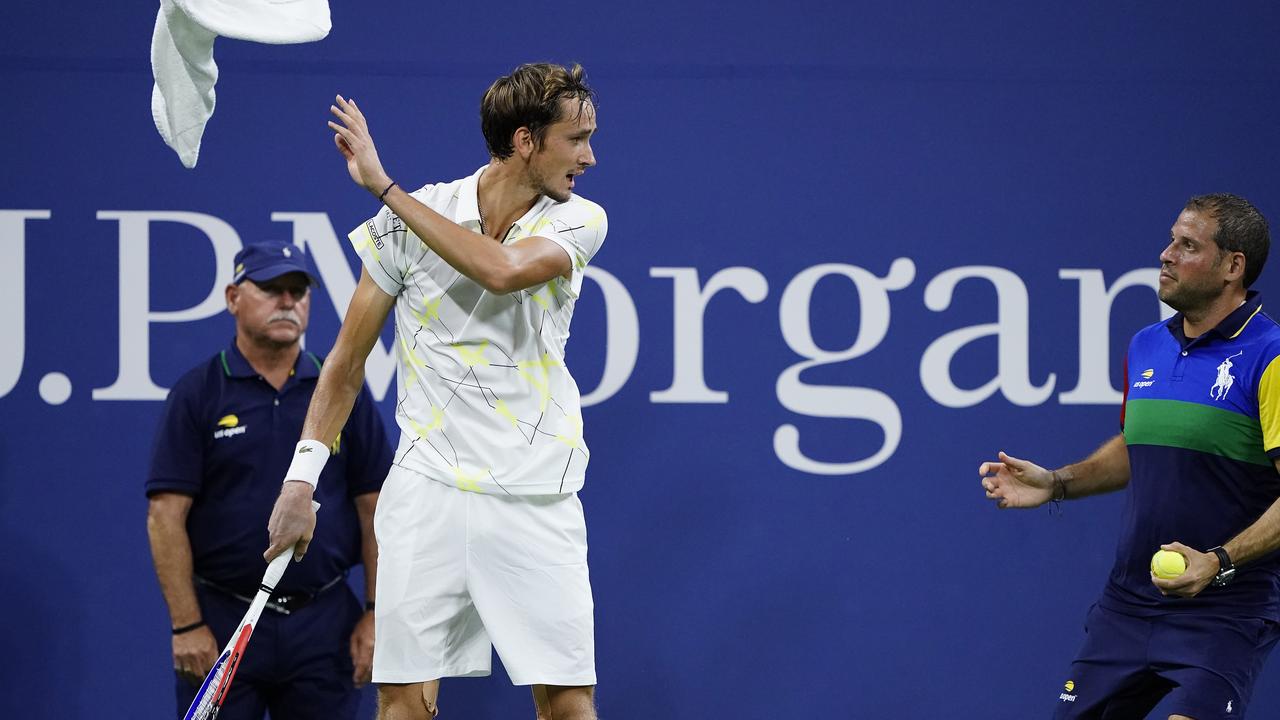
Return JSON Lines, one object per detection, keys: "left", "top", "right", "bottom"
{"left": 213, "top": 414, "right": 248, "bottom": 439}
{"left": 1059, "top": 679, "right": 1077, "bottom": 703}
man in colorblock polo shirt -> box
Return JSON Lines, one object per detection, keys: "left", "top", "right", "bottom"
{"left": 981, "top": 194, "right": 1280, "bottom": 719}
{"left": 146, "top": 241, "right": 393, "bottom": 720}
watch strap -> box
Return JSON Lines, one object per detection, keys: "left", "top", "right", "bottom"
{"left": 1208, "top": 545, "right": 1235, "bottom": 586}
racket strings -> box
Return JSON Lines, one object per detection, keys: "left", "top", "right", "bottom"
{"left": 189, "top": 660, "right": 229, "bottom": 719}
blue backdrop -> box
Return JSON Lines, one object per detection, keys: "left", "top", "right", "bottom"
{"left": 5, "top": 2, "right": 1280, "bottom": 717}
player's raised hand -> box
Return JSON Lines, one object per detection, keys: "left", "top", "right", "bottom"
{"left": 979, "top": 451, "right": 1054, "bottom": 509}
{"left": 328, "top": 95, "right": 393, "bottom": 195}
{"left": 265, "top": 481, "right": 317, "bottom": 562}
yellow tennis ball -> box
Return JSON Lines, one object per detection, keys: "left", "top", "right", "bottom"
{"left": 1151, "top": 550, "right": 1186, "bottom": 579}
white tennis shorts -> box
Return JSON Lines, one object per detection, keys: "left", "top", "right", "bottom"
{"left": 371, "top": 465, "right": 596, "bottom": 687}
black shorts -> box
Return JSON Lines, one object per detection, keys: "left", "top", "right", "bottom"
{"left": 1052, "top": 603, "right": 1280, "bottom": 719}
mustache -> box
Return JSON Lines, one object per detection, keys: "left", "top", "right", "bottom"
{"left": 269, "top": 312, "right": 302, "bottom": 325}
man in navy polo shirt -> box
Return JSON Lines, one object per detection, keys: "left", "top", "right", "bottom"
{"left": 146, "top": 241, "right": 393, "bottom": 720}
{"left": 981, "top": 194, "right": 1280, "bottom": 719}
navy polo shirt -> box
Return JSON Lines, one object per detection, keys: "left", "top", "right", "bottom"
{"left": 146, "top": 341, "right": 392, "bottom": 595}
{"left": 1104, "top": 291, "right": 1280, "bottom": 619}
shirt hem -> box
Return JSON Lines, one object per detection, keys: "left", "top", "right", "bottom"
{"left": 144, "top": 481, "right": 198, "bottom": 497}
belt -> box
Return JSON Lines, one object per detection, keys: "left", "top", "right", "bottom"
{"left": 195, "top": 572, "right": 346, "bottom": 616}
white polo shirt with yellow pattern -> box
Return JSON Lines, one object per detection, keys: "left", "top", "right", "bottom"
{"left": 349, "top": 165, "right": 608, "bottom": 495}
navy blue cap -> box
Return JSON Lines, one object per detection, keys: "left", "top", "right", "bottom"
{"left": 232, "top": 242, "right": 320, "bottom": 286}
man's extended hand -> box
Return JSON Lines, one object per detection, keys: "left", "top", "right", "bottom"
{"left": 265, "top": 481, "right": 317, "bottom": 562}
{"left": 979, "top": 451, "right": 1055, "bottom": 509}
{"left": 350, "top": 610, "right": 375, "bottom": 687}
{"left": 1151, "top": 541, "right": 1218, "bottom": 598}
{"left": 328, "top": 95, "right": 393, "bottom": 196}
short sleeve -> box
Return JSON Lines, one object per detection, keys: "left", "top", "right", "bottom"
{"left": 348, "top": 190, "right": 434, "bottom": 296}
{"left": 339, "top": 384, "right": 394, "bottom": 498}
{"left": 529, "top": 198, "right": 608, "bottom": 298}
{"left": 1119, "top": 351, "right": 1129, "bottom": 431}
{"left": 1258, "top": 354, "right": 1280, "bottom": 457}
{"left": 145, "top": 368, "right": 207, "bottom": 497}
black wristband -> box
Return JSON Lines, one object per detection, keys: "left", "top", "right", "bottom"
{"left": 364, "top": 600, "right": 376, "bottom": 612}
{"left": 378, "top": 181, "right": 397, "bottom": 203}
{"left": 172, "top": 620, "right": 206, "bottom": 635}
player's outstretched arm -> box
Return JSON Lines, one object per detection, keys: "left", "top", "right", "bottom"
{"left": 327, "top": 94, "right": 571, "bottom": 294}
{"left": 1055, "top": 434, "right": 1131, "bottom": 499}
{"left": 980, "top": 433, "right": 1130, "bottom": 509}
{"left": 265, "top": 269, "right": 396, "bottom": 562}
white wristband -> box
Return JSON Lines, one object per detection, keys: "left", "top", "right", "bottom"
{"left": 284, "top": 439, "right": 330, "bottom": 489}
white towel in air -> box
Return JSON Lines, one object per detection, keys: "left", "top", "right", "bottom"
{"left": 151, "top": 0, "right": 331, "bottom": 168}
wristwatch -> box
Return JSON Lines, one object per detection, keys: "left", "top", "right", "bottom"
{"left": 1208, "top": 546, "right": 1236, "bottom": 587}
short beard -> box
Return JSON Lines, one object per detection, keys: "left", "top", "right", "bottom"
{"left": 1159, "top": 253, "right": 1228, "bottom": 313}
{"left": 1158, "top": 278, "right": 1225, "bottom": 314}
{"left": 537, "top": 175, "right": 571, "bottom": 203}
{"left": 528, "top": 162, "right": 571, "bottom": 203}
{"left": 543, "top": 186, "right": 571, "bottom": 203}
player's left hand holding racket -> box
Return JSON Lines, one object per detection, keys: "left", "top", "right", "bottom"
{"left": 183, "top": 499, "right": 320, "bottom": 720}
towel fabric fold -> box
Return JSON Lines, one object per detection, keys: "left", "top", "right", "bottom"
{"left": 151, "top": 0, "right": 331, "bottom": 168}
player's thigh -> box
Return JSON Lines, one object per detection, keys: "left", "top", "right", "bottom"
{"left": 377, "top": 681, "right": 441, "bottom": 720}
{"left": 1052, "top": 604, "right": 1166, "bottom": 719}
{"left": 374, "top": 468, "right": 469, "bottom": 620}
{"left": 533, "top": 684, "right": 595, "bottom": 720}
{"left": 1050, "top": 668, "right": 1169, "bottom": 720}
{"left": 1154, "top": 614, "right": 1280, "bottom": 720}
{"left": 374, "top": 471, "right": 492, "bottom": 683}
{"left": 1158, "top": 668, "right": 1246, "bottom": 720}
{"left": 469, "top": 492, "right": 595, "bottom": 687}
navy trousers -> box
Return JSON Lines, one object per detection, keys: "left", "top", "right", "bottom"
{"left": 173, "top": 582, "right": 363, "bottom": 720}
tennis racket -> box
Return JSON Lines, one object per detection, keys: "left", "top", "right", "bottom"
{"left": 183, "top": 501, "right": 318, "bottom": 720}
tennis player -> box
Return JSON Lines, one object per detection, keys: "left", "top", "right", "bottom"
{"left": 265, "top": 63, "right": 606, "bottom": 720}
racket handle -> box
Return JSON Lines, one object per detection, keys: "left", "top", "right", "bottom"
{"left": 261, "top": 550, "right": 292, "bottom": 590}
{"left": 262, "top": 500, "right": 321, "bottom": 589}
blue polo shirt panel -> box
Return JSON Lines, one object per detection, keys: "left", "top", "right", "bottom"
{"left": 146, "top": 341, "right": 392, "bottom": 595}
{"left": 1103, "top": 291, "right": 1280, "bottom": 619}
